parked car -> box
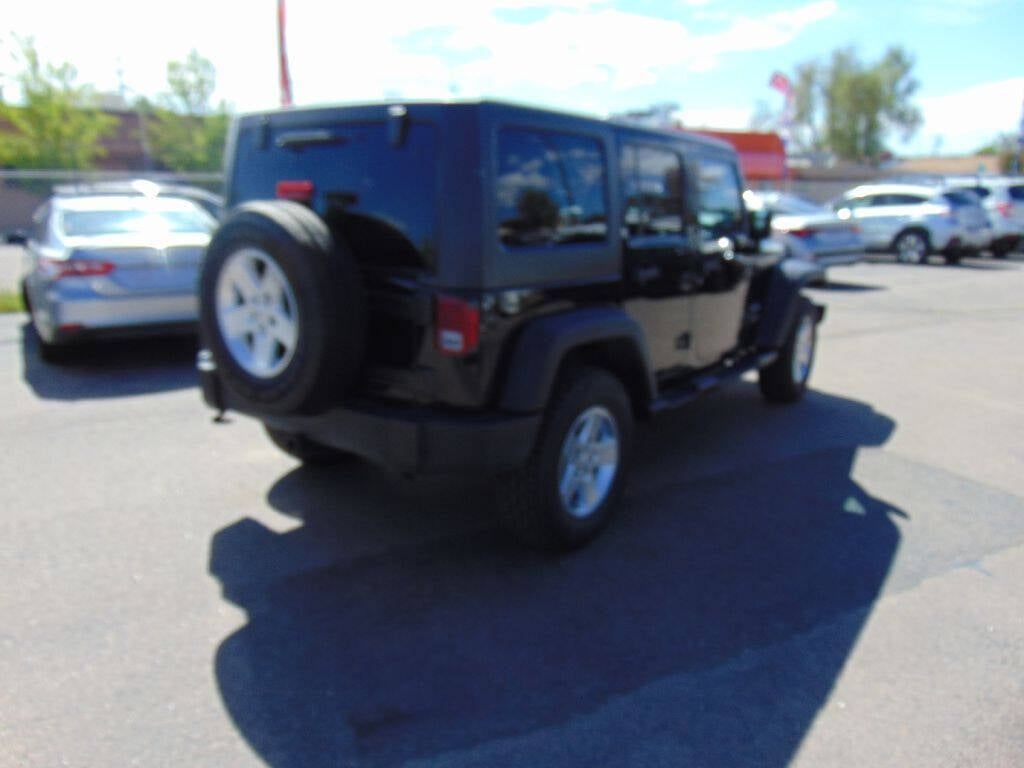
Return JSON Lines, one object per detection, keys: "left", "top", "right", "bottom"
{"left": 744, "top": 190, "right": 863, "bottom": 271}
{"left": 52, "top": 179, "right": 225, "bottom": 221}
{"left": 20, "top": 193, "right": 217, "bottom": 361}
{"left": 196, "top": 100, "right": 826, "bottom": 550}
{"left": 831, "top": 183, "right": 990, "bottom": 264}
{"left": 943, "top": 176, "right": 1024, "bottom": 258}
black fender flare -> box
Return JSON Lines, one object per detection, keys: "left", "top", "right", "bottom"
{"left": 499, "top": 307, "right": 656, "bottom": 414}
{"left": 757, "top": 260, "right": 826, "bottom": 350}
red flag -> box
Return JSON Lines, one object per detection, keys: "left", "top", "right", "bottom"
{"left": 769, "top": 71, "right": 793, "bottom": 99}
{"left": 278, "top": 0, "right": 293, "bottom": 108}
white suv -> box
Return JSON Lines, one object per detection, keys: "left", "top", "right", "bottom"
{"left": 944, "top": 176, "right": 1024, "bottom": 258}
{"left": 831, "top": 183, "right": 990, "bottom": 264}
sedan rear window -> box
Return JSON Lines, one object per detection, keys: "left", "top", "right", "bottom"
{"left": 61, "top": 208, "right": 215, "bottom": 237}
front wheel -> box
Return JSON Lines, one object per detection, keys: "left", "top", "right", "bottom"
{"left": 894, "top": 230, "right": 929, "bottom": 264}
{"left": 502, "top": 367, "right": 633, "bottom": 550}
{"left": 759, "top": 305, "right": 817, "bottom": 403}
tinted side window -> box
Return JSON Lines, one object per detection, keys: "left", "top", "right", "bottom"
{"left": 697, "top": 157, "right": 742, "bottom": 239}
{"left": 1008, "top": 185, "right": 1024, "bottom": 202}
{"left": 883, "top": 194, "right": 928, "bottom": 205}
{"left": 620, "top": 144, "right": 683, "bottom": 235}
{"left": 496, "top": 128, "right": 607, "bottom": 248}
{"left": 837, "top": 196, "right": 871, "bottom": 210}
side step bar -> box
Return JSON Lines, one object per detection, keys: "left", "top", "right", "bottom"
{"left": 649, "top": 350, "right": 778, "bottom": 414}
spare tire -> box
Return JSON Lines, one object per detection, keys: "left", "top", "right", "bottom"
{"left": 198, "top": 200, "right": 366, "bottom": 414}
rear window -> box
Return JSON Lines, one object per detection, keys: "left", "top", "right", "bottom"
{"left": 942, "top": 190, "right": 979, "bottom": 207}
{"left": 766, "top": 193, "right": 823, "bottom": 215}
{"left": 60, "top": 207, "right": 214, "bottom": 237}
{"left": 956, "top": 185, "right": 990, "bottom": 199}
{"left": 496, "top": 128, "right": 608, "bottom": 248}
{"left": 231, "top": 120, "right": 438, "bottom": 268}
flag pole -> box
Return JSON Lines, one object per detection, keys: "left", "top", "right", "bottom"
{"left": 278, "top": 0, "right": 293, "bottom": 108}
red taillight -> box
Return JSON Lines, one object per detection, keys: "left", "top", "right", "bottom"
{"left": 996, "top": 201, "right": 1012, "bottom": 218}
{"left": 435, "top": 295, "right": 479, "bottom": 357}
{"left": 784, "top": 227, "right": 815, "bottom": 238}
{"left": 276, "top": 179, "right": 315, "bottom": 203}
{"left": 41, "top": 258, "right": 115, "bottom": 279}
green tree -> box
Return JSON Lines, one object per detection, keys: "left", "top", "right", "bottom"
{"left": 0, "top": 36, "right": 116, "bottom": 169}
{"left": 141, "top": 49, "right": 230, "bottom": 171}
{"left": 789, "top": 46, "right": 923, "bottom": 163}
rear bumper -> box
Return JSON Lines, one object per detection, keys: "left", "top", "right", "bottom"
{"left": 813, "top": 251, "right": 863, "bottom": 267}
{"left": 58, "top": 293, "right": 197, "bottom": 327}
{"left": 36, "top": 288, "right": 197, "bottom": 343}
{"left": 199, "top": 354, "right": 541, "bottom": 476}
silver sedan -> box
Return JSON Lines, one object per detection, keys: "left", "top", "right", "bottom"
{"left": 21, "top": 193, "right": 216, "bottom": 360}
{"left": 745, "top": 190, "right": 864, "bottom": 270}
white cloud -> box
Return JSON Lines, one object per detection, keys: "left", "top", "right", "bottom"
{"left": 1, "top": 0, "right": 840, "bottom": 115}
{"left": 287, "top": 0, "right": 840, "bottom": 106}
{"left": 679, "top": 106, "right": 752, "bottom": 130}
{"left": 909, "top": 77, "right": 1024, "bottom": 154}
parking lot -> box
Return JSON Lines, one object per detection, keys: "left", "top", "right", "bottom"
{"left": 1, "top": 254, "right": 1023, "bottom": 767}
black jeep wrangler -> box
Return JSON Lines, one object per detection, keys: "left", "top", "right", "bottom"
{"left": 197, "top": 101, "right": 824, "bottom": 549}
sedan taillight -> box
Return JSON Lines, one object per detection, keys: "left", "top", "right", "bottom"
{"left": 996, "top": 201, "right": 1012, "bottom": 218}
{"left": 783, "top": 227, "right": 815, "bottom": 238}
{"left": 40, "top": 257, "right": 115, "bottom": 279}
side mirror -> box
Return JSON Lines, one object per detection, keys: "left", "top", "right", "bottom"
{"left": 748, "top": 208, "right": 773, "bottom": 240}
{"left": 5, "top": 230, "right": 28, "bottom": 245}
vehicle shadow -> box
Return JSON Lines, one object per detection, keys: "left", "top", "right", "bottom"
{"left": 210, "top": 385, "right": 903, "bottom": 768}
{"left": 810, "top": 280, "right": 884, "bottom": 293}
{"left": 868, "top": 252, "right": 1020, "bottom": 271}
{"left": 19, "top": 322, "right": 198, "bottom": 400}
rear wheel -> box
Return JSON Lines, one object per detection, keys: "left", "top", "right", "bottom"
{"left": 36, "top": 334, "right": 69, "bottom": 364}
{"left": 503, "top": 367, "right": 633, "bottom": 550}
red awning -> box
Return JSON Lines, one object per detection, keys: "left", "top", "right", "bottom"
{"left": 691, "top": 130, "right": 787, "bottom": 181}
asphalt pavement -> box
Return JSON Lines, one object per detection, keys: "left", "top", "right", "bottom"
{"left": 1, "top": 256, "right": 1022, "bottom": 767}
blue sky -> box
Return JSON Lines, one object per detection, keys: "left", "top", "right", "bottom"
{"left": 3, "top": 0, "right": 1022, "bottom": 155}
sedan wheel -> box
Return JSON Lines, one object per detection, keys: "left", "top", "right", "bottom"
{"left": 895, "top": 231, "right": 929, "bottom": 264}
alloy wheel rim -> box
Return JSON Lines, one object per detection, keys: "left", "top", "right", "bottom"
{"left": 898, "top": 234, "right": 926, "bottom": 263}
{"left": 792, "top": 314, "right": 815, "bottom": 384}
{"left": 215, "top": 248, "right": 299, "bottom": 379}
{"left": 557, "top": 406, "right": 620, "bottom": 519}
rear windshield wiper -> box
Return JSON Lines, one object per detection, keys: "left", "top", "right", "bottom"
{"left": 275, "top": 130, "right": 349, "bottom": 151}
